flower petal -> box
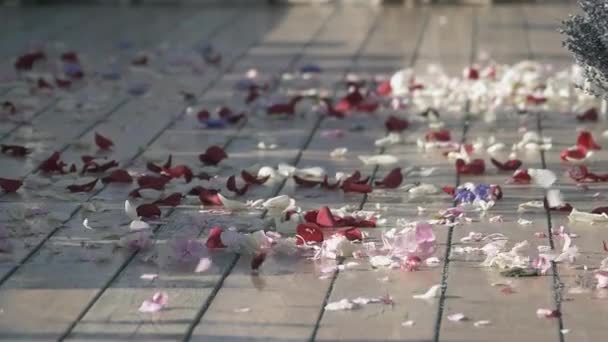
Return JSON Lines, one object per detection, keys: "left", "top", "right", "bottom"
{"left": 94, "top": 132, "right": 114, "bottom": 150}
{"left": 102, "top": 169, "right": 133, "bottom": 184}
{"left": 576, "top": 131, "right": 601, "bottom": 150}
{"left": 206, "top": 227, "right": 226, "bottom": 249}
{"left": 0, "top": 178, "right": 23, "bottom": 193}
{"left": 66, "top": 178, "right": 99, "bottom": 193}
{"left": 374, "top": 168, "right": 403, "bottom": 188}
{"left": 136, "top": 203, "right": 161, "bottom": 219}
{"left": 199, "top": 145, "right": 228, "bottom": 165}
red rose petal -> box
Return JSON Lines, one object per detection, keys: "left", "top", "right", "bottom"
{"left": 296, "top": 223, "right": 324, "bottom": 245}
{"left": 356, "top": 99, "right": 379, "bottom": 113}
{"left": 94, "top": 132, "right": 114, "bottom": 150}
{"left": 335, "top": 91, "right": 362, "bottom": 114}
{"left": 198, "top": 188, "right": 223, "bottom": 206}
{"left": 442, "top": 186, "right": 455, "bottom": 195}
{"left": 136, "top": 203, "right": 161, "bottom": 219}
{"left": 1, "top": 144, "right": 31, "bottom": 157}
{"left": 241, "top": 170, "right": 269, "bottom": 185}
{"left": 341, "top": 180, "right": 372, "bottom": 194}
{"left": 376, "top": 80, "right": 392, "bottom": 97}
{"left": 509, "top": 169, "right": 532, "bottom": 184}
{"left": 164, "top": 165, "right": 193, "bottom": 183}
{"left": 0, "top": 178, "right": 23, "bottom": 193}
{"left": 320, "top": 98, "right": 345, "bottom": 118}
{"left": 591, "top": 207, "right": 608, "bottom": 215}
{"left": 226, "top": 175, "right": 249, "bottom": 196}
{"left": 316, "top": 206, "right": 337, "bottom": 228}
{"left": 464, "top": 67, "right": 479, "bottom": 80}
{"left": 154, "top": 193, "right": 182, "bottom": 207}
{"left": 385, "top": 115, "right": 409, "bottom": 132}
{"left": 251, "top": 251, "right": 267, "bottom": 271}
{"left": 199, "top": 145, "right": 228, "bottom": 165}
{"left": 455, "top": 159, "right": 485, "bottom": 175}
{"left": 425, "top": 129, "right": 451, "bottom": 142}
{"left": 147, "top": 162, "right": 163, "bottom": 174}
{"left": 102, "top": 169, "right": 133, "bottom": 184}
{"left": 340, "top": 227, "right": 363, "bottom": 241}
{"left": 490, "top": 158, "right": 522, "bottom": 171}
{"left": 55, "top": 77, "right": 71, "bottom": 89}
{"left": 576, "top": 131, "right": 601, "bottom": 150}
{"left": 560, "top": 145, "right": 589, "bottom": 162}
{"left": 37, "top": 78, "right": 53, "bottom": 89}
{"left": 526, "top": 94, "right": 547, "bottom": 105}
{"left": 577, "top": 108, "right": 598, "bottom": 122}
{"left": 568, "top": 165, "right": 608, "bottom": 182}
{"left": 60, "top": 51, "right": 79, "bottom": 63}
{"left": 374, "top": 168, "right": 403, "bottom": 188}
{"left": 15, "top": 51, "right": 46, "bottom": 71}
{"left": 344, "top": 171, "right": 370, "bottom": 185}
{"left": 267, "top": 95, "right": 302, "bottom": 115}
{"left": 66, "top": 178, "right": 99, "bottom": 193}
{"left": 38, "top": 151, "right": 67, "bottom": 173}
{"left": 137, "top": 175, "right": 171, "bottom": 190}
{"left": 197, "top": 109, "right": 210, "bottom": 122}
{"left": 206, "top": 227, "right": 226, "bottom": 249}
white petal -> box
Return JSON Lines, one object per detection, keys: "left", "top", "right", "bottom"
{"left": 474, "top": 320, "right": 491, "bottom": 327}
{"left": 218, "top": 193, "right": 247, "bottom": 210}
{"left": 401, "top": 320, "right": 416, "bottom": 327}
{"left": 358, "top": 154, "right": 399, "bottom": 166}
{"left": 325, "top": 299, "right": 358, "bottom": 311}
{"left": 194, "top": 257, "right": 212, "bottom": 273}
{"left": 294, "top": 166, "right": 325, "bottom": 179}
{"left": 568, "top": 208, "right": 608, "bottom": 224}
{"left": 528, "top": 169, "right": 557, "bottom": 188}
{"left": 125, "top": 200, "right": 139, "bottom": 220}
{"left": 546, "top": 189, "right": 564, "bottom": 208}
{"left": 138, "top": 300, "right": 163, "bottom": 313}
{"left": 130, "top": 219, "right": 151, "bottom": 231}
{"left": 369, "top": 255, "right": 393, "bottom": 268}
{"left": 518, "top": 201, "right": 544, "bottom": 213}
{"left": 83, "top": 218, "right": 95, "bottom": 230}
{"left": 486, "top": 142, "right": 505, "bottom": 156}
{"left": 375, "top": 133, "right": 402, "bottom": 147}
{"left": 330, "top": 148, "right": 348, "bottom": 158}
{"left": 447, "top": 313, "right": 467, "bottom": 322}
{"left": 413, "top": 284, "right": 441, "bottom": 300}
{"left": 140, "top": 274, "right": 158, "bottom": 281}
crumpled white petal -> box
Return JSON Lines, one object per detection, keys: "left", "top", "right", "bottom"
{"left": 528, "top": 169, "right": 556, "bottom": 188}
{"left": 358, "top": 154, "right": 399, "bottom": 166}
{"left": 568, "top": 208, "right": 608, "bottom": 224}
